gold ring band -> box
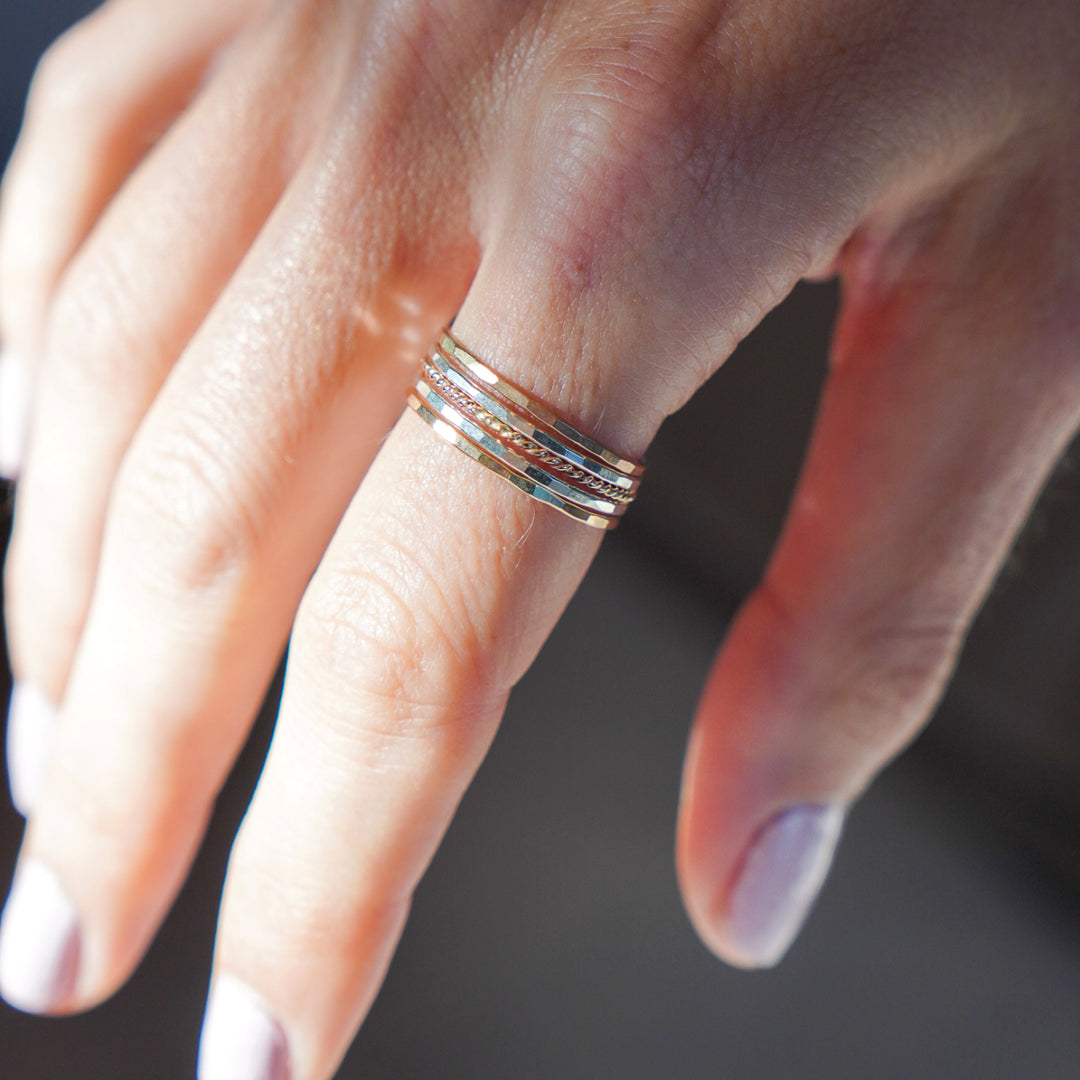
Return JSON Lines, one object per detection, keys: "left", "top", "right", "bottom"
{"left": 425, "top": 347, "right": 638, "bottom": 492}
{"left": 406, "top": 329, "right": 645, "bottom": 530}
{"left": 419, "top": 361, "right": 634, "bottom": 504}
{"left": 407, "top": 393, "right": 621, "bottom": 529}
{"left": 412, "top": 377, "right": 627, "bottom": 516}
{"left": 436, "top": 331, "right": 643, "bottom": 477}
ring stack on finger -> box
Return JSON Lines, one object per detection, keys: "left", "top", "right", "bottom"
{"left": 407, "top": 329, "right": 644, "bottom": 529}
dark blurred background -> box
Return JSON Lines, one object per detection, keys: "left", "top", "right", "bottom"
{"left": 1, "top": 4, "right": 1079, "bottom": 1078}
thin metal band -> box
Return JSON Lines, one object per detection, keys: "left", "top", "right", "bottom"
{"left": 437, "top": 331, "right": 644, "bottom": 477}
{"left": 412, "top": 377, "right": 627, "bottom": 517}
{"left": 420, "top": 360, "right": 635, "bottom": 504}
{"left": 407, "top": 329, "right": 645, "bottom": 530}
{"left": 426, "top": 348, "right": 638, "bottom": 493}
{"left": 407, "top": 393, "right": 620, "bottom": 530}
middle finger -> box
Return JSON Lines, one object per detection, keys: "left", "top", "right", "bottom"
{"left": 4, "top": 0, "right": 362, "bottom": 815}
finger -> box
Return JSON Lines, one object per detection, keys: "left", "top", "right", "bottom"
{"left": 676, "top": 157, "right": 1080, "bottom": 969}
{"left": 3, "top": 0, "right": 354, "bottom": 815}
{"left": 0, "top": 0, "right": 260, "bottom": 475}
{"left": 193, "top": 332, "right": 619, "bottom": 1080}
{"left": 0, "top": 0, "right": 477, "bottom": 1014}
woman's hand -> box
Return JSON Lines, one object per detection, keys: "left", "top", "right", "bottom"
{"left": 0, "top": 0, "right": 1077, "bottom": 1077}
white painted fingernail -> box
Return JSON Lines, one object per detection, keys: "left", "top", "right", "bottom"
{"left": 0, "top": 859, "right": 81, "bottom": 1013}
{"left": 726, "top": 803, "right": 844, "bottom": 968}
{"left": 6, "top": 682, "right": 59, "bottom": 817}
{"left": 0, "top": 349, "right": 32, "bottom": 479}
{"left": 199, "top": 974, "right": 290, "bottom": 1080}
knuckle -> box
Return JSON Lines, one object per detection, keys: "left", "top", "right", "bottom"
{"left": 3, "top": 540, "right": 82, "bottom": 696}
{"left": 42, "top": 740, "right": 194, "bottom": 891}
{"left": 28, "top": 18, "right": 112, "bottom": 126}
{"left": 0, "top": 213, "right": 46, "bottom": 326}
{"left": 304, "top": 573, "right": 425, "bottom": 711}
{"left": 520, "top": 18, "right": 734, "bottom": 308}
{"left": 297, "top": 538, "right": 482, "bottom": 746}
{"left": 834, "top": 606, "right": 963, "bottom": 755}
{"left": 110, "top": 419, "right": 263, "bottom": 597}
{"left": 0, "top": 255, "right": 43, "bottom": 337}
{"left": 0, "top": 178, "right": 62, "bottom": 336}
{"left": 755, "top": 573, "right": 963, "bottom": 758}
{"left": 530, "top": 77, "right": 676, "bottom": 256}
{"left": 47, "top": 752, "right": 142, "bottom": 853}
{"left": 46, "top": 242, "right": 157, "bottom": 390}
{"left": 334, "top": 0, "right": 473, "bottom": 195}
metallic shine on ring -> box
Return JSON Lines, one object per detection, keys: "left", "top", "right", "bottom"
{"left": 406, "top": 329, "right": 645, "bottom": 530}
{"left": 436, "top": 331, "right": 643, "bottom": 477}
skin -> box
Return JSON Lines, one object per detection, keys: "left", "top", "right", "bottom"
{"left": 1, "top": 0, "right": 1079, "bottom": 1075}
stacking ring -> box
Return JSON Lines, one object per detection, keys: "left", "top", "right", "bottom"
{"left": 406, "top": 329, "right": 644, "bottom": 529}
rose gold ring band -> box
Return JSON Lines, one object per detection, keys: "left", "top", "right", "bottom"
{"left": 406, "top": 329, "right": 644, "bottom": 530}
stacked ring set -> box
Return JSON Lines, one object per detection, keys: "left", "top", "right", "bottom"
{"left": 407, "top": 330, "right": 645, "bottom": 529}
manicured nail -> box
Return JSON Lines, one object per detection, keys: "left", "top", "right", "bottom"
{"left": 0, "top": 349, "right": 32, "bottom": 479}
{"left": 0, "top": 859, "right": 81, "bottom": 1013}
{"left": 726, "top": 803, "right": 844, "bottom": 968}
{"left": 6, "top": 682, "right": 59, "bottom": 817}
{"left": 199, "top": 974, "right": 290, "bottom": 1080}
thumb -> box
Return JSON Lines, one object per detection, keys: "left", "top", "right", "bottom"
{"left": 676, "top": 155, "right": 1080, "bottom": 967}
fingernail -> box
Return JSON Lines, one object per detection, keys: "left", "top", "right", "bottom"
{"left": 199, "top": 974, "right": 290, "bottom": 1080}
{"left": 0, "top": 859, "right": 81, "bottom": 1013}
{"left": 725, "top": 803, "right": 844, "bottom": 968}
{"left": 6, "top": 682, "right": 59, "bottom": 817}
{"left": 0, "top": 349, "right": 32, "bottom": 479}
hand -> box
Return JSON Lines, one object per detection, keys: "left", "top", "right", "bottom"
{"left": 0, "top": 1, "right": 1077, "bottom": 1077}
